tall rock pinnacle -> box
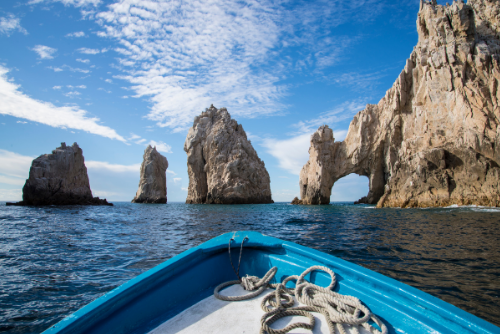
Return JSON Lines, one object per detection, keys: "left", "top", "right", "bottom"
{"left": 132, "top": 145, "right": 169, "bottom": 204}
{"left": 184, "top": 105, "right": 273, "bottom": 204}
{"left": 299, "top": 0, "right": 500, "bottom": 208}
{"left": 8, "top": 142, "right": 112, "bottom": 206}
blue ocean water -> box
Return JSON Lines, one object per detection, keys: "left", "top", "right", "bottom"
{"left": 0, "top": 202, "right": 499, "bottom": 333}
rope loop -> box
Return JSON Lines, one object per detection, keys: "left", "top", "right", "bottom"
{"left": 214, "top": 238, "right": 388, "bottom": 334}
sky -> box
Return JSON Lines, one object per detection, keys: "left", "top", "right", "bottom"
{"left": 0, "top": 0, "right": 428, "bottom": 203}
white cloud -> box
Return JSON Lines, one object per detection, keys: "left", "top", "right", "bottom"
{"left": 53, "top": 85, "right": 62, "bottom": 89}
{"left": 173, "top": 178, "right": 181, "bottom": 183}
{"left": 0, "top": 189, "right": 22, "bottom": 201}
{"left": 16, "top": 121, "right": 28, "bottom": 124}
{"left": 76, "top": 58, "right": 90, "bottom": 63}
{"left": 148, "top": 140, "right": 172, "bottom": 154}
{"left": 105, "top": 79, "right": 112, "bottom": 83}
{"left": 128, "top": 133, "right": 141, "bottom": 140}
{"left": 29, "top": 0, "right": 101, "bottom": 7}
{"left": 0, "top": 14, "right": 27, "bottom": 36}
{"left": 167, "top": 170, "right": 176, "bottom": 176}
{"left": 292, "top": 100, "right": 366, "bottom": 134}
{"left": 86, "top": 161, "right": 140, "bottom": 173}
{"left": 0, "top": 175, "right": 26, "bottom": 186}
{"left": 96, "top": 0, "right": 286, "bottom": 132}
{"left": 0, "top": 149, "right": 33, "bottom": 179}
{"left": 68, "top": 85, "right": 86, "bottom": 89}
{"left": 66, "top": 31, "right": 86, "bottom": 37}
{"left": 64, "top": 91, "right": 81, "bottom": 98}
{"left": 135, "top": 138, "right": 146, "bottom": 144}
{"left": 48, "top": 66, "right": 63, "bottom": 72}
{"left": 0, "top": 65, "right": 126, "bottom": 142}
{"left": 262, "top": 133, "right": 311, "bottom": 176}
{"left": 77, "top": 47, "right": 101, "bottom": 54}
{"left": 32, "top": 45, "right": 57, "bottom": 59}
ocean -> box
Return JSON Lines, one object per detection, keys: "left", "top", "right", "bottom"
{"left": 0, "top": 202, "right": 499, "bottom": 333}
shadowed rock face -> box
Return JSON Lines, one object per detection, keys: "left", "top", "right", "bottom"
{"left": 9, "top": 143, "right": 112, "bottom": 206}
{"left": 299, "top": 0, "right": 500, "bottom": 208}
{"left": 184, "top": 105, "right": 273, "bottom": 204}
{"left": 132, "top": 145, "right": 168, "bottom": 204}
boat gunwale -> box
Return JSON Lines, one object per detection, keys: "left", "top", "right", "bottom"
{"left": 42, "top": 231, "right": 500, "bottom": 334}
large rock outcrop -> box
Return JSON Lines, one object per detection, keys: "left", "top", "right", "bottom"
{"left": 7, "top": 143, "right": 112, "bottom": 206}
{"left": 184, "top": 105, "right": 273, "bottom": 204}
{"left": 299, "top": 0, "right": 500, "bottom": 208}
{"left": 132, "top": 145, "right": 168, "bottom": 204}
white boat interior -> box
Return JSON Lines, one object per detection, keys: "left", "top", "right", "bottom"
{"left": 149, "top": 284, "right": 372, "bottom": 334}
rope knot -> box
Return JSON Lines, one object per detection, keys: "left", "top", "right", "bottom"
{"left": 241, "top": 275, "right": 260, "bottom": 291}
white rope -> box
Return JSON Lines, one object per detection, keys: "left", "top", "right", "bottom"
{"left": 213, "top": 238, "right": 388, "bottom": 334}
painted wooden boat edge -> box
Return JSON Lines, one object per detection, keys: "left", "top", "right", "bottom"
{"left": 41, "top": 231, "right": 500, "bottom": 334}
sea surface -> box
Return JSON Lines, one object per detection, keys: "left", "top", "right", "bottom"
{"left": 0, "top": 202, "right": 499, "bottom": 333}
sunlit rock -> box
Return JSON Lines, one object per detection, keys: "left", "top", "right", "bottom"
{"left": 184, "top": 105, "right": 273, "bottom": 204}
{"left": 7, "top": 142, "right": 112, "bottom": 206}
{"left": 132, "top": 145, "right": 169, "bottom": 204}
{"left": 298, "top": 0, "right": 500, "bottom": 208}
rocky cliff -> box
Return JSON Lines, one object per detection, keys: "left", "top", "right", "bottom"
{"left": 8, "top": 143, "right": 112, "bottom": 206}
{"left": 132, "top": 145, "right": 168, "bottom": 204}
{"left": 184, "top": 105, "right": 273, "bottom": 204}
{"left": 299, "top": 0, "right": 500, "bottom": 208}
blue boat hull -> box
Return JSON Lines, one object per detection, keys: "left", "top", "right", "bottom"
{"left": 42, "top": 231, "right": 500, "bottom": 334}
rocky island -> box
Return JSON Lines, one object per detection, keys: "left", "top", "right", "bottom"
{"left": 184, "top": 105, "right": 273, "bottom": 204}
{"left": 132, "top": 145, "right": 169, "bottom": 204}
{"left": 297, "top": 0, "right": 500, "bottom": 208}
{"left": 7, "top": 143, "right": 112, "bottom": 206}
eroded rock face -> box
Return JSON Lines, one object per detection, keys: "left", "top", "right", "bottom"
{"left": 10, "top": 143, "right": 111, "bottom": 206}
{"left": 132, "top": 145, "right": 168, "bottom": 204}
{"left": 299, "top": 0, "right": 500, "bottom": 208}
{"left": 184, "top": 105, "right": 273, "bottom": 204}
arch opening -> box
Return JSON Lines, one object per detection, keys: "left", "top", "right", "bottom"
{"left": 330, "top": 173, "right": 370, "bottom": 203}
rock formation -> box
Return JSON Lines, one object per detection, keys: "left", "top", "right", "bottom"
{"left": 7, "top": 143, "right": 112, "bottom": 206}
{"left": 298, "top": 0, "right": 500, "bottom": 208}
{"left": 132, "top": 145, "right": 168, "bottom": 204}
{"left": 184, "top": 105, "right": 273, "bottom": 204}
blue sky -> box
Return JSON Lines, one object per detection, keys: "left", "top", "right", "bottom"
{"left": 0, "top": 0, "right": 426, "bottom": 202}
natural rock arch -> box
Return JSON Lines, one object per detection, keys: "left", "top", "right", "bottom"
{"left": 298, "top": 0, "right": 500, "bottom": 208}
{"left": 299, "top": 125, "right": 385, "bottom": 205}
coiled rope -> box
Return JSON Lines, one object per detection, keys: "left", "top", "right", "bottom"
{"left": 214, "top": 237, "right": 388, "bottom": 334}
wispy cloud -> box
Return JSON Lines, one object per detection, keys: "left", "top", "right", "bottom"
{"left": 86, "top": 161, "right": 140, "bottom": 173}
{"left": 0, "top": 149, "right": 33, "bottom": 182}
{"left": 66, "top": 31, "right": 86, "bottom": 37}
{"left": 29, "top": 0, "right": 101, "bottom": 7}
{"left": 76, "top": 58, "right": 90, "bottom": 63}
{"left": 96, "top": 0, "right": 286, "bottom": 132}
{"left": 48, "top": 65, "right": 90, "bottom": 73}
{"left": 53, "top": 85, "right": 61, "bottom": 89}
{"left": 64, "top": 91, "right": 81, "bottom": 98}
{"left": 32, "top": 45, "right": 57, "bottom": 59}
{"left": 261, "top": 133, "right": 311, "bottom": 176}
{"left": 291, "top": 100, "right": 366, "bottom": 134}
{"left": 77, "top": 47, "right": 106, "bottom": 54}
{"left": 0, "top": 65, "right": 126, "bottom": 142}
{"left": 148, "top": 140, "right": 172, "bottom": 154}
{"left": 77, "top": 47, "right": 100, "bottom": 54}
{"left": 0, "top": 14, "right": 27, "bottom": 36}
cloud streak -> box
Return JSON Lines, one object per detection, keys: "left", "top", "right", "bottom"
{"left": 86, "top": 161, "right": 140, "bottom": 173}
{"left": 0, "top": 14, "right": 27, "bottom": 36}
{"left": 32, "top": 45, "right": 57, "bottom": 59}
{"left": 0, "top": 65, "right": 126, "bottom": 142}
{"left": 96, "top": 0, "right": 286, "bottom": 132}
